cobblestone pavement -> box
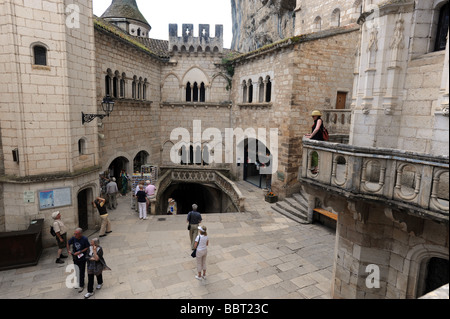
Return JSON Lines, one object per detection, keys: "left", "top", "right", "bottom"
{"left": 0, "top": 181, "right": 336, "bottom": 299}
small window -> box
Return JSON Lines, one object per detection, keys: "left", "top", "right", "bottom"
{"left": 33, "top": 45, "right": 47, "bottom": 66}
{"left": 265, "top": 77, "right": 272, "bottom": 102}
{"left": 435, "top": 3, "right": 449, "bottom": 52}
{"left": 200, "top": 82, "right": 206, "bottom": 102}
{"left": 120, "top": 78, "right": 125, "bottom": 98}
{"left": 186, "top": 82, "right": 192, "bottom": 102}
{"left": 78, "top": 138, "right": 86, "bottom": 155}
{"left": 105, "top": 75, "right": 111, "bottom": 96}
{"left": 248, "top": 80, "right": 253, "bottom": 103}
{"left": 193, "top": 82, "right": 199, "bottom": 102}
{"left": 242, "top": 81, "right": 248, "bottom": 103}
{"left": 143, "top": 82, "right": 147, "bottom": 100}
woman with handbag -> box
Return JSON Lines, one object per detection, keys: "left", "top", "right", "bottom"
{"left": 193, "top": 225, "right": 209, "bottom": 280}
{"left": 84, "top": 238, "right": 111, "bottom": 299}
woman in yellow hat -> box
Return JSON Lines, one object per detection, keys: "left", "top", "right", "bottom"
{"left": 304, "top": 110, "right": 324, "bottom": 174}
{"left": 305, "top": 110, "right": 324, "bottom": 141}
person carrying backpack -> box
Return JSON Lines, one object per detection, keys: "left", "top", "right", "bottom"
{"left": 51, "top": 211, "right": 68, "bottom": 264}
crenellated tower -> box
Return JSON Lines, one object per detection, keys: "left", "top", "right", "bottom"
{"left": 169, "top": 24, "right": 224, "bottom": 54}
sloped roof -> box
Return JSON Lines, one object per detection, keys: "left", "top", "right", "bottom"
{"left": 94, "top": 16, "right": 169, "bottom": 60}
{"left": 101, "top": 0, "right": 150, "bottom": 27}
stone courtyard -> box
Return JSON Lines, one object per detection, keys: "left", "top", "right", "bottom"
{"left": 0, "top": 181, "right": 336, "bottom": 299}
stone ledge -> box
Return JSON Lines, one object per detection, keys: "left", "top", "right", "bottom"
{"left": 160, "top": 102, "right": 232, "bottom": 109}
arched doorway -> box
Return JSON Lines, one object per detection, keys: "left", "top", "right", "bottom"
{"left": 421, "top": 257, "right": 449, "bottom": 297}
{"left": 133, "top": 151, "right": 149, "bottom": 173}
{"left": 108, "top": 156, "right": 130, "bottom": 192}
{"left": 77, "top": 188, "right": 94, "bottom": 231}
{"left": 241, "top": 138, "right": 272, "bottom": 189}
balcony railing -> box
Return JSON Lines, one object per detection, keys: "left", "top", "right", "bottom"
{"left": 299, "top": 138, "right": 449, "bottom": 222}
{"left": 322, "top": 109, "right": 352, "bottom": 136}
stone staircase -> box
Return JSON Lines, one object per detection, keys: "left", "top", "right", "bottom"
{"left": 271, "top": 192, "right": 310, "bottom": 224}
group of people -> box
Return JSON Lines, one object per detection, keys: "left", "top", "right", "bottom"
{"left": 52, "top": 211, "right": 110, "bottom": 299}
{"left": 134, "top": 180, "right": 156, "bottom": 220}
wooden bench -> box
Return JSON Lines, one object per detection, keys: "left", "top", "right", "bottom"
{"left": 313, "top": 208, "right": 338, "bottom": 221}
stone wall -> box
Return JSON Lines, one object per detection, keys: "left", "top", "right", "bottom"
{"left": 94, "top": 26, "right": 162, "bottom": 171}
{"left": 230, "top": 26, "right": 359, "bottom": 198}
{"left": 0, "top": 0, "right": 99, "bottom": 237}
{"left": 159, "top": 49, "right": 231, "bottom": 167}
{"left": 331, "top": 199, "right": 449, "bottom": 299}
{"left": 295, "top": 0, "right": 362, "bottom": 35}
{"left": 349, "top": 0, "right": 449, "bottom": 157}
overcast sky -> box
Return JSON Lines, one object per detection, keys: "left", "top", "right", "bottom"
{"left": 92, "top": 0, "right": 233, "bottom": 48}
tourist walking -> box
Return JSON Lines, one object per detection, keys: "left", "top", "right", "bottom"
{"left": 93, "top": 197, "right": 112, "bottom": 237}
{"left": 84, "top": 237, "right": 111, "bottom": 299}
{"left": 106, "top": 177, "right": 119, "bottom": 210}
{"left": 194, "top": 225, "right": 209, "bottom": 280}
{"left": 136, "top": 184, "right": 148, "bottom": 220}
{"left": 52, "top": 211, "right": 68, "bottom": 264}
{"left": 187, "top": 204, "right": 202, "bottom": 250}
{"left": 67, "top": 228, "right": 90, "bottom": 293}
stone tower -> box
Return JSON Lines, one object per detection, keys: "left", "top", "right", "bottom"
{"left": 0, "top": 0, "right": 99, "bottom": 242}
{"left": 101, "top": 0, "right": 151, "bottom": 38}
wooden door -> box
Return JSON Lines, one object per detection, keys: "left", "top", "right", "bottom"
{"left": 336, "top": 92, "right": 347, "bottom": 109}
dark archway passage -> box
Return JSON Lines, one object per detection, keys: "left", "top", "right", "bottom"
{"left": 423, "top": 257, "right": 449, "bottom": 296}
{"left": 159, "top": 182, "right": 237, "bottom": 215}
{"left": 163, "top": 183, "right": 220, "bottom": 215}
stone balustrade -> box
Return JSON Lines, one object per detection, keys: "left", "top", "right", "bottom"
{"left": 299, "top": 138, "right": 449, "bottom": 223}
{"left": 322, "top": 109, "right": 352, "bottom": 136}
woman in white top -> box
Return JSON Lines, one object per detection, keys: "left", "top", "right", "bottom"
{"left": 194, "top": 225, "right": 209, "bottom": 280}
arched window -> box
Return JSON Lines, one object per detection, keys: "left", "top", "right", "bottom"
{"left": 186, "top": 82, "right": 192, "bottom": 102}
{"left": 200, "top": 82, "right": 206, "bottom": 102}
{"left": 143, "top": 79, "right": 148, "bottom": 100}
{"left": 105, "top": 75, "right": 111, "bottom": 96}
{"left": 193, "top": 82, "right": 199, "bottom": 102}
{"left": 242, "top": 81, "right": 248, "bottom": 103}
{"left": 189, "top": 145, "right": 194, "bottom": 165}
{"left": 258, "top": 77, "right": 265, "bottom": 103}
{"left": 331, "top": 8, "right": 341, "bottom": 27}
{"left": 113, "top": 76, "right": 118, "bottom": 98}
{"left": 132, "top": 76, "right": 137, "bottom": 99}
{"left": 435, "top": 3, "right": 449, "bottom": 52}
{"left": 120, "top": 75, "right": 125, "bottom": 98}
{"left": 203, "top": 145, "right": 210, "bottom": 166}
{"left": 248, "top": 80, "right": 253, "bottom": 103}
{"left": 314, "top": 16, "right": 322, "bottom": 32}
{"left": 138, "top": 78, "right": 142, "bottom": 100}
{"left": 195, "top": 145, "right": 202, "bottom": 165}
{"left": 265, "top": 77, "right": 272, "bottom": 102}
{"left": 33, "top": 45, "right": 47, "bottom": 66}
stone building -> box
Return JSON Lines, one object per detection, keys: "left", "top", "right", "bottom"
{"left": 0, "top": 0, "right": 100, "bottom": 241}
{"left": 298, "top": 0, "right": 449, "bottom": 299}
{"left": 0, "top": 0, "right": 448, "bottom": 299}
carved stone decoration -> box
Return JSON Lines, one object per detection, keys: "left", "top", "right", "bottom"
{"left": 367, "top": 26, "right": 378, "bottom": 53}
{"left": 389, "top": 18, "right": 405, "bottom": 50}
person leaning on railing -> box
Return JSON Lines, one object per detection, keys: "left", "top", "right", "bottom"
{"left": 304, "top": 110, "right": 325, "bottom": 174}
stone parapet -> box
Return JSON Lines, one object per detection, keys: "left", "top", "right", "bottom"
{"left": 300, "top": 138, "right": 449, "bottom": 223}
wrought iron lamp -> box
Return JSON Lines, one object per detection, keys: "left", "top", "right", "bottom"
{"left": 82, "top": 95, "right": 115, "bottom": 125}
